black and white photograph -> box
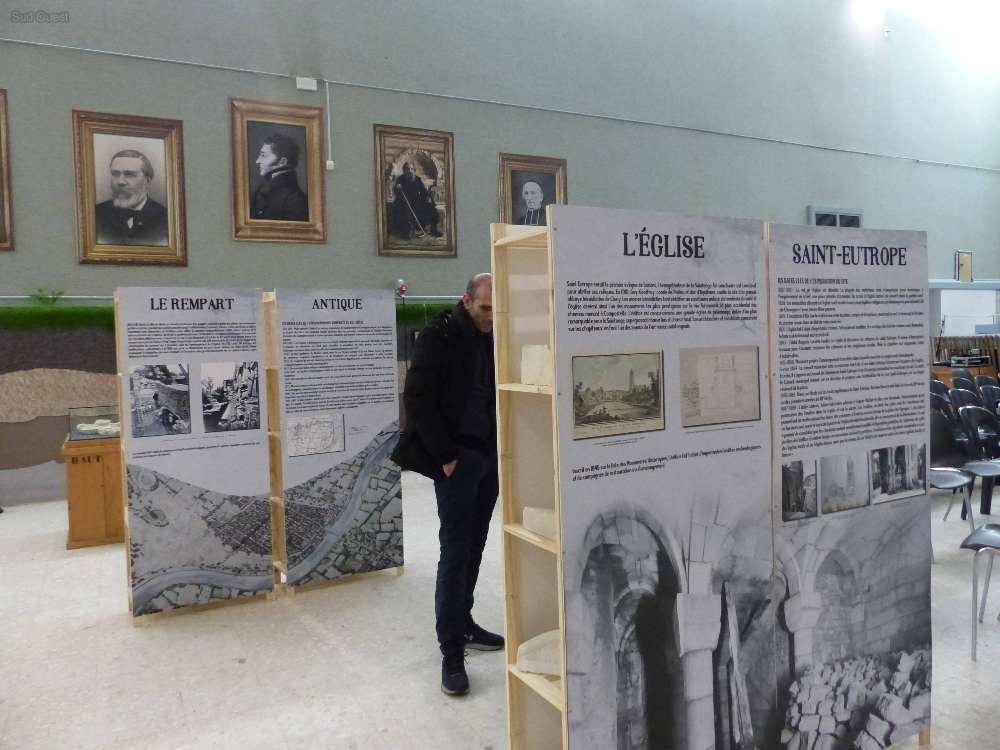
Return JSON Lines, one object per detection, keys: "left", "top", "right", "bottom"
{"left": 774, "top": 499, "right": 932, "bottom": 749}
{"left": 128, "top": 364, "right": 191, "bottom": 437}
{"left": 782, "top": 458, "right": 817, "bottom": 521}
{"left": 72, "top": 110, "right": 186, "bottom": 265}
{"left": 374, "top": 124, "right": 456, "bottom": 257}
{"left": 572, "top": 352, "right": 664, "bottom": 439}
{"left": 870, "top": 443, "right": 926, "bottom": 503}
{"left": 200, "top": 361, "right": 261, "bottom": 432}
{"left": 564, "top": 499, "right": 777, "bottom": 750}
{"left": 820, "top": 451, "right": 870, "bottom": 514}
{"left": 498, "top": 152, "right": 567, "bottom": 226}
{"left": 0, "top": 89, "right": 12, "bottom": 251}
{"left": 231, "top": 99, "right": 325, "bottom": 242}
{"left": 679, "top": 345, "right": 760, "bottom": 427}
{"left": 92, "top": 133, "right": 168, "bottom": 247}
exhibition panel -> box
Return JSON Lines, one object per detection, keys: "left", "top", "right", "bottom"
{"left": 273, "top": 289, "right": 403, "bottom": 586}
{"left": 116, "top": 288, "right": 273, "bottom": 615}
{"left": 552, "top": 207, "right": 771, "bottom": 750}
{"left": 770, "top": 225, "right": 932, "bottom": 749}
{"left": 493, "top": 209, "right": 932, "bottom": 750}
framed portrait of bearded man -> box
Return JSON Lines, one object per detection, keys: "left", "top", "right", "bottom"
{"left": 374, "top": 124, "right": 456, "bottom": 258}
{"left": 72, "top": 110, "right": 186, "bottom": 265}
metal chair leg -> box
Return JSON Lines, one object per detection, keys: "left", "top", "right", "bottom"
{"left": 982, "top": 553, "right": 995, "bottom": 624}
{"left": 973, "top": 549, "right": 982, "bottom": 661}
{"left": 965, "top": 485, "right": 977, "bottom": 533}
{"left": 944, "top": 491, "right": 955, "bottom": 521}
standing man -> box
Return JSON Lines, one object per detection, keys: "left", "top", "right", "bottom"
{"left": 515, "top": 180, "right": 546, "bottom": 226}
{"left": 94, "top": 149, "right": 169, "bottom": 245}
{"left": 391, "top": 273, "right": 504, "bottom": 696}
{"left": 252, "top": 133, "right": 309, "bottom": 221}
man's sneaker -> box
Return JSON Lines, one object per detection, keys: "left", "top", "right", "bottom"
{"left": 441, "top": 651, "right": 469, "bottom": 696}
{"left": 464, "top": 623, "right": 505, "bottom": 651}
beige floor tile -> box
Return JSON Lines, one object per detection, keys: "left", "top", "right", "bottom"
{"left": 2, "top": 482, "right": 999, "bottom": 748}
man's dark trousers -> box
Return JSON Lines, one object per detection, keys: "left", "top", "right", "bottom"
{"left": 434, "top": 444, "right": 499, "bottom": 654}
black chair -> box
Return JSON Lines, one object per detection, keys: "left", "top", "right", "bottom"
{"left": 930, "top": 391, "right": 952, "bottom": 415}
{"left": 959, "top": 405, "right": 1000, "bottom": 458}
{"left": 950, "top": 388, "right": 983, "bottom": 410}
{"left": 982, "top": 384, "right": 1000, "bottom": 416}
{"left": 953, "top": 367, "right": 975, "bottom": 382}
{"left": 931, "top": 409, "right": 992, "bottom": 531}
{"left": 932, "top": 393, "right": 968, "bottom": 447}
{"left": 976, "top": 375, "right": 999, "bottom": 391}
{"left": 954, "top": 376, "right": 979, "bottom": 394}
{"left": 959, "top": 405, "right": 1000, "bottom": 515}
{"left": 930, "top": 379, "right": 951, "bottom": 398}
{"left": 961, "top": 524, "right": 1000, "bottom": 660}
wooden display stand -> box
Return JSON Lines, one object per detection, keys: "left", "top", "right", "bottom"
{"left": 490, "top": 223, "right": 930, "bottom": 749}
{"left": 491, "top": 223, "right": 567, "bottom": 749}
{"left": 263, "top": 292, "right": 289, "bottom": 588}
{"left": 61, "top": 435, "right": 124, "bottom": 549}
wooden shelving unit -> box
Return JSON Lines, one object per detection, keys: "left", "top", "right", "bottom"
{"left": 491, "top": 223, "right": 567, "bottom": 750}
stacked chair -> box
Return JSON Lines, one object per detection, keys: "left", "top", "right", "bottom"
{"left": 932, "top": 372, "right": 1000, "bottom": 658}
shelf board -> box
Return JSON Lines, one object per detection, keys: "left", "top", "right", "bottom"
{"left": 498, "top": 382, "right": 553, "bottom": 395}
{"left": 509, "top": 665, "right": 564, "bottom": 712}
{"left": 493, "top": 227, "right": 548, "bottom": 250}
{"left": 504, "top": 523, "right": 559, "bottom": 554}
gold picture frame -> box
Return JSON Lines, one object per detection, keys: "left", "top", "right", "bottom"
{"left": 72, "top": 110, "right": 186, "bottom": 265}
{"left": 231, "top": 98, "right": 325, "bottom": 243}
{"left": 374, "top": 124, "right": 456, "bottom": 257}
{"left": 498, "top": 152, "right": 567, "bottom": 226}
{"left": 0, "top": 89, "right": 13, "bottom": 251}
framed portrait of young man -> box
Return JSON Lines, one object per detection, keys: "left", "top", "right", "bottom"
{"left": 231, "top": 98, "right": 325, "bottom": 243}
{"left": 374, "top": 124, "right": 456, "bottom": 258}
{"left": 72, "top": 110, "right": 186, "bottom": 265}
{"left": 498, "top": 153, "right": 567, "bottom": 227}
{"left": 0, "top": 89, "right": 13, "bottom": 251}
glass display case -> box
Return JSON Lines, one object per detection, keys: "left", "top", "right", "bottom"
{"left": 67, "top": 405, "right": 120, "bottom": 441}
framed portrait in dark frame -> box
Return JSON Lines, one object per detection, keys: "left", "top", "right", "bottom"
{"left": 498, "top": 153, "right": 567, "bottom": 226}
{"left": 72, "top": 110, "right": 186, "bottom": 265}
{"left": 374, "top": 124, "right": 456, "bottom": 258}
{"left": 231, "top": 98, "right": 325, "bottom": 243}
{"left": 0, "top": 90, "right": 12, "bottom": 251}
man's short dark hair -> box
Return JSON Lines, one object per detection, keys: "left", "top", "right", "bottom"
{"left": 262, "top": 133, "right": 300, "bottom": 170}
{"left": 110, "top": 149, "right": 154, "bottom": 181}
{"left": 466, "top": 273, "right": 491, "bottom": 298}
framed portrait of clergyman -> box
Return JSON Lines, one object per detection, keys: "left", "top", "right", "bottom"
{"left": 0, "top": 89, "right": 13, "bottom": 251}
{"left": 374, "top": 124, "right": 456, "bottom": 258}
{"left": 72, "top": 110, "right": 186, "bottom": 265}
{"left": 231, "top": 99, "right": 325, "bottom": 243}
{"left": 498, "top": 153, "right": 567, "bottom": 227}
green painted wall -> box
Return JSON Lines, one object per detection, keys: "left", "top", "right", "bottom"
{"left": 1, "top": 0, "right": 998, "bottom": 296}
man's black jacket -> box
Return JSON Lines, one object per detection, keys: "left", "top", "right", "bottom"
{"left": 391, "top": 303, "right": 495, "bottom": 480}
{"left": 252, "top": 170, "right": 309, "bottom": 221}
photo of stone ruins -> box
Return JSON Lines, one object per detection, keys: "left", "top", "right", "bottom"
{"left": 564, "top": 493, "right": 930, "bottom": 750}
